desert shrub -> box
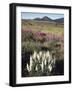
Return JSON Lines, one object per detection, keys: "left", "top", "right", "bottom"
{"left": 33, "top": 32, "right": 46, "bottom": 43}
{"left": 22, "top": 41, "right": 36, "bottom": 52}
{"left": 22, "top": 41, "right": 42, "bottom": 53}
{"left": 45, "top": 40, "right": 64, "bottom": 60}
{"left": 22, "top": 30, "right": 34, "bottom": 42}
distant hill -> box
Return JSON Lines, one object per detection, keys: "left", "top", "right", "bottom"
{"left": 34, "top": 16, "right": 53, "bottom": 22}
{"left": 22, "top": 16, "right": 64, "bottom": 24}
{"left": 54, "top": 18, "right": 64, "bottom": 24}
{"left": 34, "top": 18, "right": 41, "bottom": 21}
{"left": 34, "top": 16, "right": 64, "bottom": 24}
{"left": 41, "top": 16, "right": 53, "bottom": 21}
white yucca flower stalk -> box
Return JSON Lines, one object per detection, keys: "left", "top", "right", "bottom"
{"left": 43, "top": 53, "right": 46, "bottom": 61}
{"left": 44, "top": 58, "right": 46, "bottom": 65}
{"left": 53, "top": 57, "right": 56, "bottom": 65}
{"left": 35, "top": 66, "right": 38, "bottom": 71}
{"left": 42, "top": 55, "right": 44, "bottom": 62}
{"left": 49, "top": 54, "right": 52, "bottom": 62}
{"left": 51, "top": 59, "right": 54, "bottom": 64}
{"left": 30, "top": 56, "right": 33, "bottom": 71}
{"left": 33, "top": 51, "right": 37, "bottom": 59}
{"left": 51, "top": 57, "right": 56, "bottom": 64}
{"left": 45, "top": 51, "right": 51, "bottom": 63}
{"left": 27, "top": 63, "right": 30, "bottom": 72}
{"left": 39, "top": 51, "right": 42, "bottom": 57}
{"left": 45, "top": 51, "right": 50, "bottom": 58}
{"left": 37, "top": 54, "right": 40, "bottom": 60}
{"left": 48, "top": 64, "right": 52, "bottom": 72}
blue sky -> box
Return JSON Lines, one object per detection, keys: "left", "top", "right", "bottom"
{"left": 21, "top": 12, "right": 64, "bottom": 20}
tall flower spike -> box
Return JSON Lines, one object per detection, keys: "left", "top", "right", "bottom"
{"left": 48, "top": 65, "right": 52, "bottom": 72}
{"left": 39, "top": 51, "right": 42, "bottom": 57}
{"left": 27, "top": 63, "right": 30, "bottom": 72}
{"left": 46, "top": 51, "right": 50, "bottom": 58}
{"left": 44, "top": 58, "right": 46, "bottom": 65}
{"left": 35, "top": 66, "right": 38, "bottom": 71}
{"left": 37, "top": 54, "right": 40, "bottom": 60}
{"left": 43, "top": 52, "right": 46, "bottom": 60}
{"left": 33, "top": 51, "right": 37, "bottom": 59}
{"left": 30, "top": 56, "right": 33, "bottom": 71}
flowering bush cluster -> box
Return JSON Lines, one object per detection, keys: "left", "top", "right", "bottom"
{"left": 22, "top": 29, "right": 64, "bottom": 42}
{"left": 46, "top": 33, "right": 64, "bottom": 41}
{"left": 22, "top": 30, "right": 64, "bottom": 53}
{"left": 26, "top": 51, "right": 56, "bottom": 76}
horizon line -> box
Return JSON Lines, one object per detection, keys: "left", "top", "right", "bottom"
{"left": 21, "top": 16, "right": 64, "bottom": 20}
{"left": 21, "top": 12, "right": 64, "bottom": 20}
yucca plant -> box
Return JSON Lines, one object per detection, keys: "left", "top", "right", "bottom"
{"left": 26, "top": 51, "right": 56, "bottom": 76}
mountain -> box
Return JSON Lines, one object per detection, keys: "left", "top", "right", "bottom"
{"left": 34, "top": 18, "right": 41, "bottom": 21}
{"left": 54, "top": 18, "right": 64, "bottom": 23}
{"left": 41, "top": 16, "right": 53, "bottom": 21}
{"left": 34, "top": 16, "right": 64, "bottom": 24}
{"left": 34, "top": 16, "right": 53, "bottom": 22}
